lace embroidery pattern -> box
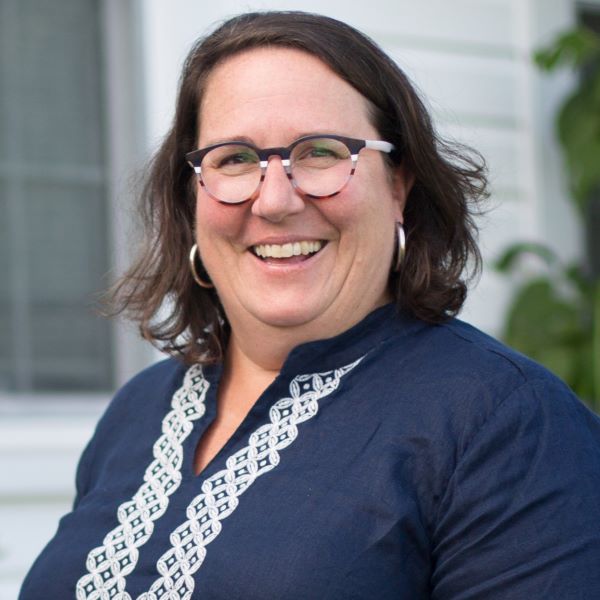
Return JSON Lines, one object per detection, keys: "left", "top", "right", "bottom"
{"left": 137, "top": 358, "right": 362, "bottom": 600}
{"left": 76, "top": 364, "right": 209, "bottom": 600}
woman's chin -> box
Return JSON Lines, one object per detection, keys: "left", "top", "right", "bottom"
{"left": 237, "top": 296, "right": 331, "bottom": 331}
{"left": 255, "top": 304, "right": 324, "bottom": 329}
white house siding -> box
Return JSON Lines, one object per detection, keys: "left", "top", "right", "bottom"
{"left": 2, "top": 0, "right": 581, "bottom": 596}
{"left": 1, "top": 408, "right": 104, "bottom": 599}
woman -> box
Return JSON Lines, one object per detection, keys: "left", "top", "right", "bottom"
{"left": 20, "top": 11, "right": 600, "bottom": 599}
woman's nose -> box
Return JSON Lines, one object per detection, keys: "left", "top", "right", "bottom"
{"left": 251, "top": 157, "right": 305, "bottom": 222}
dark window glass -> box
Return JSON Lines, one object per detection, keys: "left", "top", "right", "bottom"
{"left": 0, "top": 0, "right": 113, "bottom": 392}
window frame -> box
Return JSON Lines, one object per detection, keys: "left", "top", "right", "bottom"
{"left": 0, "top": 0, "right": 155, "bottom": 408}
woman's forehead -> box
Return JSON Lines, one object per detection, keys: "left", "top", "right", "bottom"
{"left": 197, "top": 47, "right": 374, "bottom": 146}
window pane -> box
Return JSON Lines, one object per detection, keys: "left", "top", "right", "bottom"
{"left": 0, "top": 191, "right": 14, "bottom": 390}
{"left": 25, "top": 181, "right": 112, "bottom": 390}
{"left": 0, "top": 0, "right": 113, "bottom": 392}
{"left": 17, "top": 0, "right": 105, "bottom": 167}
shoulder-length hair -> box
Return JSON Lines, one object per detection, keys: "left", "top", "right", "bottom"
{"left": 109, "top": 10, "right": 488, "bottom": 364}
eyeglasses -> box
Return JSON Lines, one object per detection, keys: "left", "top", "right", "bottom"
{"left": 185, "top": 134, "right": 396, "bottom": 204}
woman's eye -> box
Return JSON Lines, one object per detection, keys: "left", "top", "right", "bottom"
{"left": 217, "top": 152, "right": 256, "bottom": 167}
{"left": 296, "top": 145, "right": 341, "bottom": 161}
{"left": 293, "top": 139, "right": 350, "bottom": 163}
{"left": 309, "top": 146, "right": 337, "bottom": 157}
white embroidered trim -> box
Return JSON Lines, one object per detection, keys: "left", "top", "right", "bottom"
{"left": 137, "top": 358, "right": 362, "bottom": 600}
{"left": 76, "top": 364, "right": 209, "bottom": 600}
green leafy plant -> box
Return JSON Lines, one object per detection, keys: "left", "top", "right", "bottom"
{"left": 534, "top": 28, "right": 600, "bottom": 209}
{"left": 496, "top": 27, "right": 600, "bottom": 409}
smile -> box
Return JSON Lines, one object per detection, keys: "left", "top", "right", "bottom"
{"left": 252, "top": 240, "right": 325, "bottom": 259}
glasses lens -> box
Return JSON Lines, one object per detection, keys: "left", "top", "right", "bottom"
{"left": 201, "top": 144, "right": 261, "bottom": 203}
{"left": 291, "top": 137, "right": 353, "bottom": 197}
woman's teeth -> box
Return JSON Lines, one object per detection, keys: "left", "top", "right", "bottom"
{"left": 253, "top": 240, "right": 323, "bottom": 259}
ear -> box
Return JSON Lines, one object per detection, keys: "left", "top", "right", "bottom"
{"left": 390, "top": 164, "right": 415, "bottom": 222}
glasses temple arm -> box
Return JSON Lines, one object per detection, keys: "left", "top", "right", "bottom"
{"left": 364, "top": 140, "right": 395, "bottom": 153}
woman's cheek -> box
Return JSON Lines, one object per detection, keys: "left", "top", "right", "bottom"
{"left": 196, "top": 196, "right": 248, "bottom": 239}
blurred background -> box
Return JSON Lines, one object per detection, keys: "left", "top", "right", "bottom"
{"left": 1, "top": 0, "right": 598, "bottom": 596}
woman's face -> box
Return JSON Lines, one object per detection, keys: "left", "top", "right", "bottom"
{"left": 195, "top": 47, "right": 411, "bottom": 336}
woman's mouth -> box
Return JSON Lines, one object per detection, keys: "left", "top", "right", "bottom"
{"left": 251, "top": 240, "right": 326, "bottom": 262}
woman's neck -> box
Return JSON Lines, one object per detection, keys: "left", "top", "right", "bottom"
{"left": 224, "top": 327, "right": 293, "bottom": 381}
{"left": 218, "top": 333, "right": 282, "bottom": 413}
{"left": 222, "top": 293, "right": 393, "bottom": 373}
{"left": 224, "top": 317, "right": 321, "bottom": 374}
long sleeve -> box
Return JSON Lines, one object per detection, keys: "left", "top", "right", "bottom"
{"left": 431, "top": 377, "right": 600, "bottom": 598}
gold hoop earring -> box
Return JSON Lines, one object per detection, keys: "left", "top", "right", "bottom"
{"left": 393, "top": 222, "right": 406, "bottom": 272}
{"left": 189, "top": 244, "right": 214, "bottom": 288}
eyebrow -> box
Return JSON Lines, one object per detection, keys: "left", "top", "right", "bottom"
{"left": 198, "top": 131, "right": 345, "bottom": 149}
{"left": 201, "top": 135, "right": 255, "bottom": 146}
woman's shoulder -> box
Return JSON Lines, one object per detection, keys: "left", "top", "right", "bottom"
{"left": 373, "top": 316, "right": 600, "bottom": 565}
{"left": 116, "top": 355, "right": 188, "bottom": 396}
{"left": 107, "top": 356, "right": 188, "bottom": 413}
{"left": 416, "top": 322, "right": 600, "bottom": 596}
{"left": 383, "top": 313, "right": 573, "bottom": 402}
{"left": 90, "top": 357, "right": 189, "bottom": 443}
{"left": 440, "top": 318, "right": 560, "bottom": 385}
{"left": 371, "top": 313, "right": 596, "bottom": 452}
{"left": 436, "top": 317, "right": 590, "bottom": 415}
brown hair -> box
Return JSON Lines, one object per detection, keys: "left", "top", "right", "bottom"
{"left": 109, "top": 11, "right": 488, "bottom": 364}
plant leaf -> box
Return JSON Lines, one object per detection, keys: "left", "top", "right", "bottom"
{"left": 534, "top": 28, "right": 600, "bottom": 71}
{"left": 557, "top": 83, "right": 600, "bottom": 210}
{"left": 503, "top": 279, "right": 587, "bottom": 384}
{"left": 494, "top": 242, "right": 558, "bottom": 273}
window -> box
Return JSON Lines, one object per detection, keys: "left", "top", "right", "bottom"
{"left": 0, "top": 0, "right": 113, "bottom": 392}
{"left": 0, "top": 3, "right": 151, "bottom": 594}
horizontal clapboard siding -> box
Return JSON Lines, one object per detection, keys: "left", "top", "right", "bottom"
{"left": 1, "top": 408, "right": 104, "bottom": 597}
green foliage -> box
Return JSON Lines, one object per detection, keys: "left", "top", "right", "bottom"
{"left": 496, "top": 27, "right": 600, "bottom": 409}
{"left": 495, "top": 246, "right": 596, "bottom": 402}
{"left": 495, "top": 242, "right": 559, "bottom": 272}
{"left": 535, "top": 28, "right": 600, "bottom": 209}
{"left": 534, "top": 28, "right": 600, "bottom": 70}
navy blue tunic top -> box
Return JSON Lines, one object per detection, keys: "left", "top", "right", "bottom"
{"left": 19, "top": 305, "right": 600, "bottom": 598}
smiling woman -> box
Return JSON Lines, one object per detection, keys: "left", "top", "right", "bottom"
{"left": 194, "top": 47, "right": 407, "bottom": 351}
{"left": 19, "top": 10, "right": 600, "bottom": 600}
